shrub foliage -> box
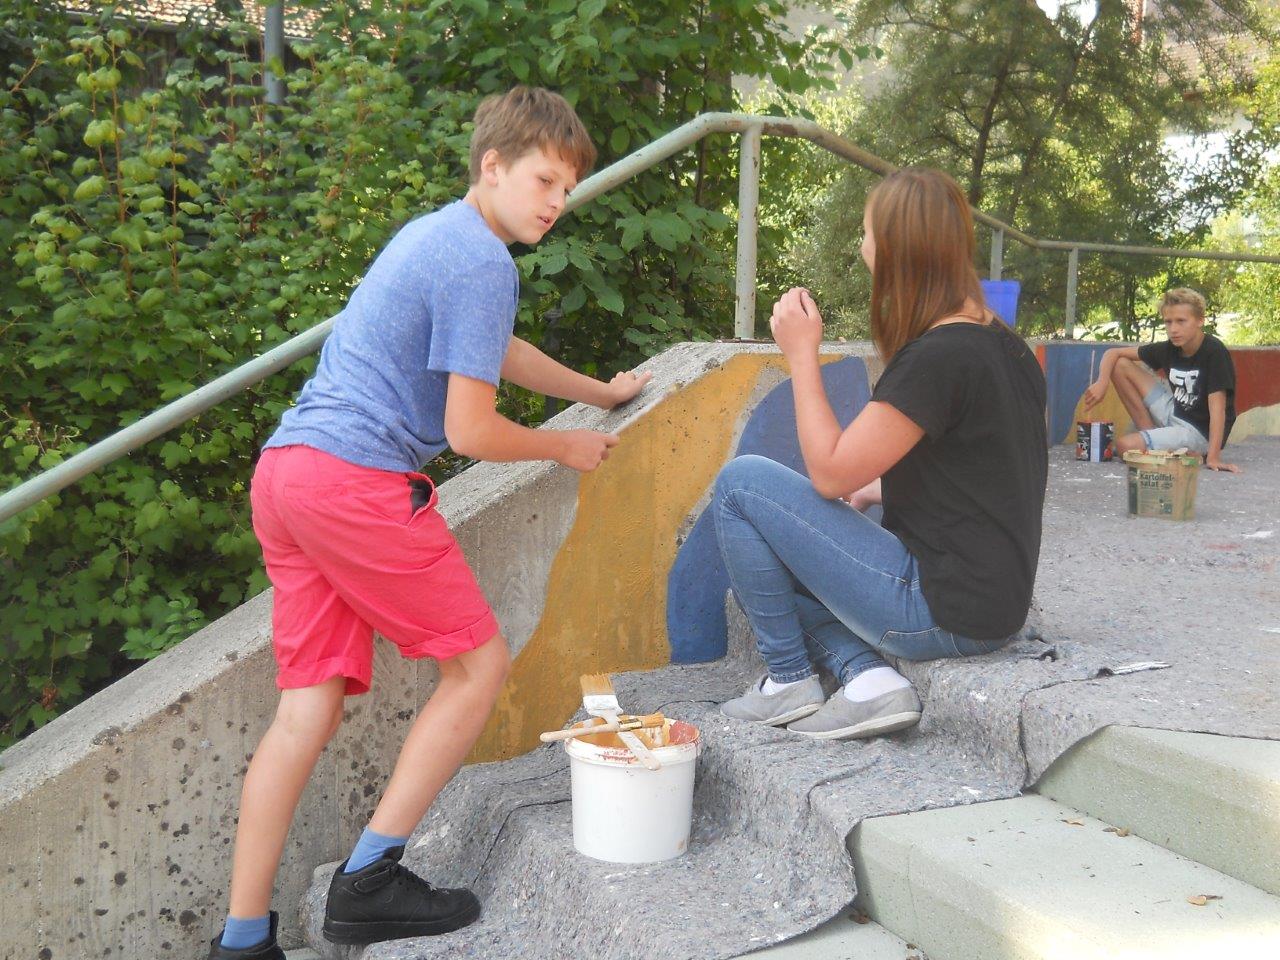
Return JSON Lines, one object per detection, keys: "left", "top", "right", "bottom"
{"left": 0, "top": 0, "right": 836, "bottom": 743}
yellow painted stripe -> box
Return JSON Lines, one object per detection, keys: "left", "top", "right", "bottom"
{"left": 469, "top": 353, "right": 787, "bottom": 762}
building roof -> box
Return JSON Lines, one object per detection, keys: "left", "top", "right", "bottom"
{"left": 60, "top": 2, "right": 320, "bottom": 40}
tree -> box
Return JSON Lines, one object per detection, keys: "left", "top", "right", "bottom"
{"left": 1183, "top": 37, "right": 1280, "bottom": 343}
{"left": 800, "top": 0, "right": 1275, "bottom": 338}
{"left": 0, "top": 0, "right": 841, "bottom": 742}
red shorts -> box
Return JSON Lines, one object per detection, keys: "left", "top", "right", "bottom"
{"left": 250, "top": 445, "right": 500, "bottom": 695}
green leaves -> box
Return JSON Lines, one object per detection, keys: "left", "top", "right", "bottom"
{"left": 0, "top": 0, "right": 825, "bottom": 745}
{"left": 82, "top": 118, "right": 118, "bottom": 147}
{"left": 73, "top": 175, "right": 105, "bottom": 201}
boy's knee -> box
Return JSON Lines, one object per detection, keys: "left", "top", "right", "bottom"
{"left": 482, "top": 635, "right": 511, "bottom": 686}
{"left": 274, "top": 693, "right": 344, "bottom": 748}
{"left": 444, "top": 633, "right": 510, "bottom": 695}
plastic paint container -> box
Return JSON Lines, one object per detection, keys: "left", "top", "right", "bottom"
{"left": 564, "top": 718, "right": 700, "bottom": 863}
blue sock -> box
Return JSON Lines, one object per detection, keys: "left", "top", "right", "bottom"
{"left": 220, "top": 914, "right": 270, "bottom": 950}
{"left": 344, "top": 826, "right": 410, "bottom": 874}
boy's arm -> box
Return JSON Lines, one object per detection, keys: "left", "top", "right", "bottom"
{"left": 1204, "top": 391, "right": 1240, "bottom": 473}
{"left": 501, "top": 336, "right": 651, "bottom": 409}
{"left": 1084, "top": 345, "right": 1142, "bottom": 408}
{"left": 444, "top": 373, "right": 618, "bottom": 471}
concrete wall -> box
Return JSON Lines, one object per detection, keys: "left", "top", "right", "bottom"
{"left": 1036, "top": 341, "right": 1280, "bottom": 446}
{"left": 0, "top": 341, "right": 875, "bottom": 959}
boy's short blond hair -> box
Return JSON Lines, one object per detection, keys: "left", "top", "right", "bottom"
{"left": 468, "top": 86, "right": 597, "bottom": 184}
{"left": 1159, "top": 287, "right": 1207, "bottom": 319}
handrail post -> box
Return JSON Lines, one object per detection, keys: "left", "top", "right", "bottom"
{"left": 1065, "top": 246, "right": 1079, "bottom": 339}
{"left": 734, "top": 123, "right": 763, "bottom": 339}
{"left": 264, "top": 3, "right": 285, "bottom": 106}
{"left": 990, "top": 227, "right": 1004, "bottom": 280}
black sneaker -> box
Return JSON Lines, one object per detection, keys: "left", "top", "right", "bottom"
{"left": 322, "top": 846, "right": 481, "bottom": 944}
{"left": 207, "top": 910, "right": 285, "bottom": 960}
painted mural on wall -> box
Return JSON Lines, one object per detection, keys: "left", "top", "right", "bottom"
{"left": 666, "top": 357, "right": 872, "bottom": 664}
{"left": 1038, "top": 343, "right": 1280, "bottom": 446}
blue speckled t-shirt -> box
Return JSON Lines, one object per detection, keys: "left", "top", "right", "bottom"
{"left": 264, "top": 200, "right": 518, "bottom": 472}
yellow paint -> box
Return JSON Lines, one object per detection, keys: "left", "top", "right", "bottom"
{"left": 470, "top": 351, "right": 859, "bottom": 762}
{"left": 1231, "top": 401, "right": 1280, "bottom": 442}
{"left": 1062, "top": 384, "right": 1134, "bottom": 445}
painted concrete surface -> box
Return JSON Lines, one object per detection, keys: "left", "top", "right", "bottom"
{"left": 5, "top": 340, "right": 1278, "bottom": 960}
{"left": 0, "top": 453, "right": 586, "bottom": 958}
{"left": 852, "top": 795, "right": 1280, "bottom": 960}
{"left": 1039, "top": 341, "right": 1280, "bottom": 446}
{"left": 667, "top": 355, "right": 873, "bottom": 663}
{"left": 1034, "top": 727, "right": 1280, "bottom": 896}
{"left": 0, "top": 341, "right": 873, "bottom": 959}
{"left": 469, "top": 343, "right": 877, "bottom": 761}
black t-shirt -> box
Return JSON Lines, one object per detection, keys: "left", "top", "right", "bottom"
{"left": 1136, "top": 334, "right": 1236, "bottom": 444}
{"left": 871, "top": 323, "right": 1048, "bottom": 639}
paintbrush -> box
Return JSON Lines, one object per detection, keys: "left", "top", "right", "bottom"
{"left": 539, "top": 712, "right": 666, "bottom": 743}
{"left": 579, "top": 674, "right": 661, "bottom": 770}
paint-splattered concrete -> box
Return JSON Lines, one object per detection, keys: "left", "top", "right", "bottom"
{"left": 297, "top": 439, "right": 1279, "bottom": 960}
{"left": 0, "top": 342, "right": 873, "bottom": 960}
{"left": 6, "top": 341, "right": 1276, "bottom": 960}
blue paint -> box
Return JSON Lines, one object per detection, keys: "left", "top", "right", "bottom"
{"left": 980, "top": 280, "right": 1020, "bottom": 327}
{"left": 667, "top": 357, "right": 872, "bottom": 663}
{"left": 1043, "top": 343, "right": 1114, "bottom": 445}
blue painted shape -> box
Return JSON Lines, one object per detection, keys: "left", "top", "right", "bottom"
{"left": 1043, "top": 342, "right": 1115, "bottom": 445}
{"left": 981, "top": 279, "right": 1020, "bottom": 327}
{"left": 667, "top": 357, "right": 872, "bottom": 663}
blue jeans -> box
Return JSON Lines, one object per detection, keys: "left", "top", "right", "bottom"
{"left": 712, "top": 455, "right": 1010, "bottom": 685}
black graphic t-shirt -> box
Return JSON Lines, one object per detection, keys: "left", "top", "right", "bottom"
{"left": 1137, "top": 334, "right": 1236, "bottom": 444}
{"left": 871, "top": 323, "right": 1048, "bottom": 640}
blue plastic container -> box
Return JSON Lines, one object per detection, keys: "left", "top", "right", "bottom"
{"left": 981, "top": 279, "right": 1021, "bottom": 327}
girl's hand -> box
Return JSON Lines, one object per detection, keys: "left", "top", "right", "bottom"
{"left": 844, "top": 478, "right": 881, "bottom": 511}
{"left": 769, "top": 287, "right": 823, "bottom": 359}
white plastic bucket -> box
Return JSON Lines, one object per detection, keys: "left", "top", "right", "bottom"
{"left": 564, "top": 719, "right": 701, "bottom": 863}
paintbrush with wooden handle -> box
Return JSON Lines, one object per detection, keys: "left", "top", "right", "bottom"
{"left": 579, "top": 673, "right": 661, "bottom": 769}
{"left": 539, "top": 712, "right": 665, "bottom": 743}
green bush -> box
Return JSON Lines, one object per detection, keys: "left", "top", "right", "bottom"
{"left": 0, "top": 0, "right": 836, "bottom": 743}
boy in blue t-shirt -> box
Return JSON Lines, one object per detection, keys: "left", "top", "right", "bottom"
{"left": 210, "top": 87, "right": 651, "bottom": 959}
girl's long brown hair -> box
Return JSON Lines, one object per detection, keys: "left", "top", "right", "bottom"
{"left": 866, "top": 167, "right": 987, "bottom": 361}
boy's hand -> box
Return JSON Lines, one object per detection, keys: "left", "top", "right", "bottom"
{"left": 1083, "top": 380, "right": 1108, "bottom": 410}
{"left": 556, "top": 430, "right": 619, "bottom": 472}
{"left": 1205, "top": 456, "right": 1241, "bottom": 474}
{"left": 770, "top": 287, "right": 823, "bottom": 358}
{"left": 602, "top": 370, "right": 653, "bottom": 408}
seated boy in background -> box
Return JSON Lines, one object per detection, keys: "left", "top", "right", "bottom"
{"left": 1085, "top": 287, "right": 1239, "bottom": 473}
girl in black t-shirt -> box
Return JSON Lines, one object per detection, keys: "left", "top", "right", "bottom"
{"left": 717, "top": 167, "right": 1048, "bottom": 741}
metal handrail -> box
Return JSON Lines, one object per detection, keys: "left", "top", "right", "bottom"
{"left": 3, "top": 111, "right": 1278, "bottom": 523}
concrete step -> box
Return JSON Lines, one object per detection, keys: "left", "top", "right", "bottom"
{"left": 298, "top": 694, "right": 866, "bottom": 960}
{"left": 851, "top": 794, "right": 1280, "bottom": 960}
{"left": 740, "top": 906, "right": 927, "bottom": 959}
{"left": 1033, "top": 726, "right": 1280, "bottom": 897}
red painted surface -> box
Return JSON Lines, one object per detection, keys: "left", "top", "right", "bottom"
{"left": 1230, "top": 349, "right": 1280, "bottom": 414}
{"left": 1036, "top": 343, "right": 1047, "bottom": 372}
